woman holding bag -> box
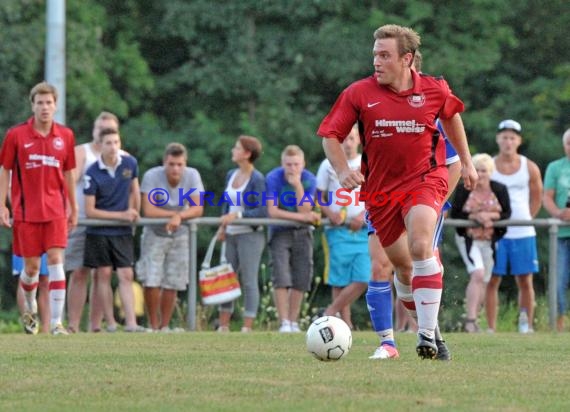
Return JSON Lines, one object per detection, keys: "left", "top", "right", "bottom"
{"left": 216, "top": 135, "right": 267, "bottom": 332}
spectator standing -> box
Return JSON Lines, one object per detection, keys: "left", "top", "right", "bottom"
{"left": 318, "top": 125, "right": 368, "bottom": 329}
{"left": 0, "top": 81, "right": 78, "bottom": 335}
{"left": 216, "top": 135, "right": 267, "bottom": 332}
{"left": 451, "top": 154, "right": 511, "bottom": 332}
{"left": 137, "top": 143, "right": 204, "bottom": 332}
{"left": 542, "top": 128, "right": 570, "bottom": 332}
{"left": 66, "top": 111, "right": 120, "bottom": 333}
{"left": 488, "top": 119, "right": 542, "bottom": 333}
{"left": 266, "top": 145, "right": 320, "bottom": 333}
{"left": 83, "top": 128, "right": 144, "bottom": 332}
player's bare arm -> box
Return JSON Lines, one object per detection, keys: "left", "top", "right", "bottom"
{"left": 73, "top": 145, "right": 86, "bottom": 183}
{"left": 64, "top": 169, "right": 79, "bottom": 230}
{"left": 439, "top": 114, "right": 477, "bottom": 190}
{"left": 0, "top": 167, "right": 11, "bottom": 227}
{"left": 445, "top": 161, "right": 462, "bottom": 203}
{"left": 322, "top": 138, "right": 364, "bottom": 190}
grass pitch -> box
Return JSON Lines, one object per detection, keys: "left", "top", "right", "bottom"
{"left": 1, "top": 331, "right": 569, "bottom": 411}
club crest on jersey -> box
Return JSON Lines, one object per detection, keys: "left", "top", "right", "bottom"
{"left": 122, "top": 169, "right": 133, "bottom": 179}
{"left": 408, "top": 93, "right": 425, "bottom": 108}
{"left": 53, "top": 136, "right": 64, "bottom": 150}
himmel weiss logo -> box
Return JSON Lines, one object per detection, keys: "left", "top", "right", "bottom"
{"left": 374, "top": 119, "right": 425, "bottom": 133}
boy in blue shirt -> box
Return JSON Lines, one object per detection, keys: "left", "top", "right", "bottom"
{"left": 83, "top": 128, "right": 145, "bottom": 332}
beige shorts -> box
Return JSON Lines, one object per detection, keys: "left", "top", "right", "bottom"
{"left": 136, "top": 229, "right": 190, "bottom": 291}
{"left": 454, "top": 234, "right": 494, "bottom": 282}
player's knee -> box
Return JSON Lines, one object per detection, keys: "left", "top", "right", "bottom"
{"left": 370, "top": 259, "right": 392, "bottom": 281}
{"left": 408, "top": 238, "right": 432, "bottom": 259}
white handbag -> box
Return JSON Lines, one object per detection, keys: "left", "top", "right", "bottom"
{"left": 199, "top": 235, "right": 242, "bottom": 305}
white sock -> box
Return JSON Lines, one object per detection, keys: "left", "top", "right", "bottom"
{"left": 48, "top": 264, "right": 66, "bottom": 328}
{"left": 19, "top": 270, "right": 39, "bottom": 314}
{"left": 393, "top": 275, "right": 417, "bottom": 320}
{"left": 411, "top": 257, "right": 442, "bottom": 338}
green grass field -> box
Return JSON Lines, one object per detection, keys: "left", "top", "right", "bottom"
{"left": 1, "top": 331, "right": 569, "bottom": 411}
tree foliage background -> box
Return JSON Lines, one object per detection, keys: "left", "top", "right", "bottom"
{"left": 0, "top": 0, "right": 568, "bottom": 324}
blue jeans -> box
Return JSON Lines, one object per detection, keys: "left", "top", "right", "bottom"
{"left": 557, "top": 238, "right": 570, "bottom": 315}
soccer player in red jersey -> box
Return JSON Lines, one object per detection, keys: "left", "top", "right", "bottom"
{"left": 0, "top": 82, "right": 78, "bottom": 335}
{"left": 318, "top": 25, "right": 477, "bottom": 359}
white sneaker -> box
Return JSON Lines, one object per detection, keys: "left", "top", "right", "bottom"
{"left": 170, "top": 327, "right": 185, "bottom": 333}
{"left": 290, "top": 322, "right": 301, "bottom": 333}
{"left": 51, "top": 323, "right": 69, "bottom": 336}
{"left": 279, "top": 320, "right": 292, "bottom": 333}
{"left": 22, "top": 312, "right": 39, "bottom": 335}
{"left": 369, "top": 344, "right": 400, "bottom": 360}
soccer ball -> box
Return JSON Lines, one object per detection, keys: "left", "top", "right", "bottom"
{"left": 306, "top": 316, "right": 352, "bottom": 361}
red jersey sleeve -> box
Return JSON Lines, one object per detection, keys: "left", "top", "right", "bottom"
{"left": 437, "top": 78, "right": 465, "bottom": 119}
{"left": 0, "top": 130, "right": 17, "bottom": 170}
{"left": 63, "top": 131, "right": 76, "bottom": 171}
{"left": 317, "top": 86, "right": 359, "bottom": 143}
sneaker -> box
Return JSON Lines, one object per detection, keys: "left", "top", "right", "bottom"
{"left": 170, "top": 327, "right": 185, "bottom": 333}
{"left": 435, "top": 339, "right": 452, "bottom": 361}
{"left": 369, "top": 344, "right": 400, "bottom": 360}
{"left": 518, "top": 310, "right": 530, "bottom": 334}
{"left": 51, "top": 323, "right": 69, "bottom": 336}
{"left": 216, "top": 326, "right": 230, "bottom": 333}
{"left": 22, "top": 312, "right": 39, "bottom": 335}
{"left": 290, "top": 322, "right": 301, "bottom": 333}
{"left": 124, "top": 325, "right": 150, "bottom": 333}
{"left": 106, "top": 325, "right": 118, "bottom": 333}
{"left": 161, "top": 326, "right": 185, "bottom": 333}
{"left": 310, "top": 308, "right": 326, "bottom": 323}
{"left": 279, "top": 320, "right": 292, "bottom": 333}
{"left": 240, "top": 326, "right": 252, "bottom": 333}
{"left": 463, "top": 319, "right": 480, "bottom": 333}
{"left": 416, "top": 333, "right": 438, "bottom": 359}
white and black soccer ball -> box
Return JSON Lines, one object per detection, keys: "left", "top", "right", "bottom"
{"left": 306, "top": 316, "right": 352, "bottom": 361}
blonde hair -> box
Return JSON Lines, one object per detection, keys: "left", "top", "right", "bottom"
{"left": 95, "top": 111, "right": 120, "bottom": 127}
{"left": 472, "top": 153, "right": 495, "bottom": 174}
{"left": 281, "top": 144, "right": 304, "bottom": 161}
{"left": 413, "top": 50, "right": 423, "bottom": 72}
{"left": 29, "top": 81, "right": 58, "bottom": 103}
{"left": 373, "top": 24, "right": 421, "bottom": 56}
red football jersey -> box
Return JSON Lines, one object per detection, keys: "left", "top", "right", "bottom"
{"left": 1, "top": 117, "right": 76, "bottom": 222}
{"left": 317, "top": 70, "right": 464, "bottom": 196}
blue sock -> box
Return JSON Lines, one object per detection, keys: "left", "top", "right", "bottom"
{"left": 366, "top": 281, "right": 395, "bottom": 347}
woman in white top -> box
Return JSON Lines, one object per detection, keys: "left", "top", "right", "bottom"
{"left": 216, "top": 135, "right": 267, "bottom": 332}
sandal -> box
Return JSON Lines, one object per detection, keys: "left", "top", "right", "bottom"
{"left": 464, "top": 319, "right": 480, "bottom": 333}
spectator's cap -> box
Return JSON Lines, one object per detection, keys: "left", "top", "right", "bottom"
{"left": 497, "top": 119, "right": 522, "bottom": 135}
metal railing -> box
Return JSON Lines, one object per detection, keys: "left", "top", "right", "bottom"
{"left": 79, "top": 217, "right": 569, "bottom": 331}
